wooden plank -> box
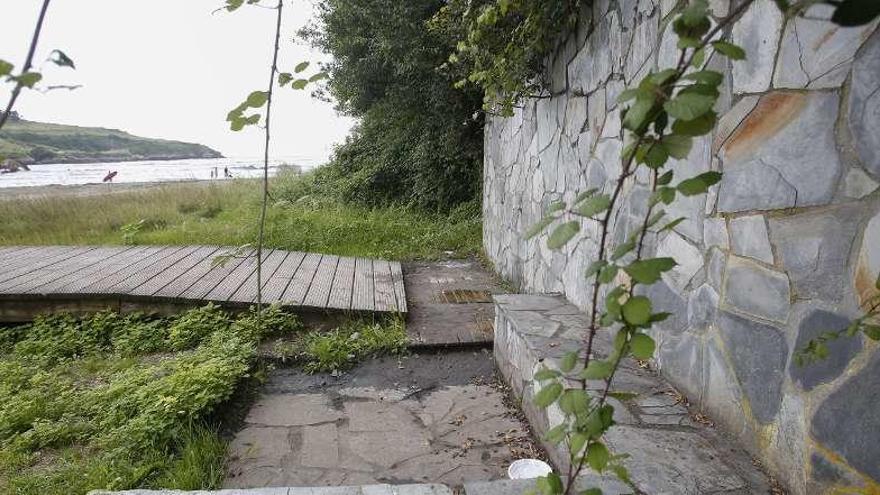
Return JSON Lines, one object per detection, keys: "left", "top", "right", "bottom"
{"left": 153, "top": 247, "right": 227, "bottom": 299}
{"left": 103, "top": 246, "right": 199, "bottom": 295}
{"left": 0, "top": 247, "right": 97, "bottom": 291}
{"left": 26, "top": 246, "right": 142, "bottom": 294}
{"left": 390, "top": 261, "right": 407, "bottom": 313}
{"left": 303, "top": 255, "right": 339, "bottom": 308}
{"left": 280, "top": 253, "right": 322, "bottom": 305}
{"left": 372, "top": 259, "right": 397, "bottom": 312}
{"left": 14, "top": 247, "right": 125, "bottom": 294}
{"left": 230, "top": 250, "right": 289, "bottom": 304}
{"left": 0, "top": 246, "right": 31, "bottom": 262}
{"left": 351, "top": 257, "right": 375, "bottom": 312}
{"left": 78, "top": 246, "right": 177, "bottom": 293}
{"left": 178, "top": 248, "right": 252, "bottom": 301}
{"left": 129, "top": 246, "right": 220, "bottom": 296}
{"left": 0, "top": 246, "right": 81, "bottom": 284}
{"left": 327, "top": 256, "right": 355, "bottom": 310}
{"left": 203, "top": 250, "right": 263, "bottom": 302}
{"left": 53, "top": 246, "right": 158, "bottom": 293}
{"left": 260, "top": 251, "right": 305, "bottom": 303}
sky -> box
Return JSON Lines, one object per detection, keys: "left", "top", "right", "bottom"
{"left": 0, "top": 0, "right": 354, "bottom": 164}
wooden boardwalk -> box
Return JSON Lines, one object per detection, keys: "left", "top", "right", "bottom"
{"left": 0, "top": 246, "right": 406, "bottom": 321}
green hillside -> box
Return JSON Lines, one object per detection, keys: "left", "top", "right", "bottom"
{"left": 0, "top": 116, "right": 223, "bottom": 164}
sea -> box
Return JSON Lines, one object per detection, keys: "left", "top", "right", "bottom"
{"left": 0, "top": 156, "right": 318, "bottom": 188}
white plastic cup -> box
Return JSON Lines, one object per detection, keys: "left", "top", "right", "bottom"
{"left": 508, "top": 458, "right": 554, "bottom": 479}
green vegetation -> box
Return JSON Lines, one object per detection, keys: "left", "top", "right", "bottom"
{"left": 0, "top": 172, "right": 482, "bottom": 260}
{"left": 0, "top": 304, "right": 409, "bottom": 494}
{"left": 274, "top": 317, "right": 407, "bottom": 373}
{"left": 0, "top": 304, "right": 301, "bottom": 494}
{"left": 301, "top": 0, "right": 484, "bottom": 211}
{"left": 0, "top": 116, "right": 222, "bottom": 164}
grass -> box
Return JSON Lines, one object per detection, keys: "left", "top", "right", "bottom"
{"left": 272, "top": 316, "right": 408, "bottom": 372}
{"left": 0, "top": 172, "right": 482, "bottom": 260}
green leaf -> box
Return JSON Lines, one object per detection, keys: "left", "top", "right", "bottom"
{"left": 650, "top": 69, "right": 678, "bottom": 85}
{"left": 622, "top": 98, "right": 656, "bottom": 131}
{"left": 661, "top": 135, "right": 693, "bottom": 159}
{"left": 586, "top": 260, "right": 607, "bottom": 279}
{"left": 547, "top": 221, "right": 580, "bottom": 249}
{"left": 547, "top": 201, "right": 567, "bottom": 213}
{"left": 598, "top": 264, "right": 619, "bottom": 284}
{"left": 692, "top": 47, "right": 707, "bottom": 68}
{"left": 875, "top": 272, "right": 880, "bottom": 290}
{"left": 622, "top": 296, "right": 652, "bottom": 326}
{"left": 611, "top": 240, "right": 636, "bottom": 261}
{"left": 684, "top": 70, "right": 723, "bottom": 86}
{"left": 657, "top": 170, "right": 674, "bottom": 186}
{"left": 278, "top": 73, "right": 292, "bottom": 86}
{"left": 606, "top": 391, "right": 638, "bottom": 401}
{"left": 617, "top": 88, "right": 640, "bottom": 104}
{"left": 587, "top": 442, "right": 611, "bottom": 472}
{"left": 646, "top": 210, "right": 666, "bottom": 228}
{"left": 864, "top": 325, "right": 880, "bottom": 341}
{"left": 712, "top": 41, "right": 746, "bottom": 60}
{"left": 245, "top": 90, "right": 268, "bottom": 108}
{"left": 672, "top": 111, "right": 717, "bottom": 136}
{"left": 560, "top": 351, "right": 579, "bottom": 373}
{"left": 575, "top": 188, "right": 598, "bottom": 203}
{"left": 624, "top": 258, "right": 676, "bottom": 284}
{"left": 526, "top": 216, "right": 556, "bottom": 239}
{"left": 294, "top": 61, "right": 310, "bottom": 73}
{"left": 831, "top": 0, "right": 880, "bottom": 26}
{"left": 677, "top": 171, "right": 723, "bottom": 196}
{"left": 291, "top": 79, "right": 309, "bottom": 90}
{"left": 630, "top": 333, "right": 656, "bottom": 359}
{"left": 642, "top": 142, "right": 669, "bottom": 169}
{"left": 581, "top": 489, "right": 603, "bottom": 495}
{"left": 580, "top": 360, "right": 613, "bottom": 380}
{"left": 0, "top": 59, "right": 13, "bottom": 77}
{"left": 559, "top": 389, "right": 591, "bottom": 415}
{"left": 49, "top": 50, "right": 75, "bottom": 69}
{"left": 544, "top": 424, "right": 568, "bottom": 444}
{"left": 534, "top": 382, "right": 563, "bottom": 408}
{"left": 535, "top": 367, "right": 561, "bottom": 381}
{"left": 656, "top": 186, "right": 676, "bottom": 205}
{"left": 575, "top": 194, "right": 611, "bottom": 217}
{"left": 664, "top": 93, "right": 715, "bottom": 120}
{"left": 659, "top": 217, "right": 686, "bottom": 233}
{"left": 546, "top": 473, "right": 564, "bottom": 495}
{"left": 570, "top": 432, "right": 589, "bottom": 458}
{"left": 13, "top": 71, "right": 42, "bottom": 88}
{"left": 681, "top": 0, "right": 709, "bottom": 27}
{"left": 225, "top": 0, "right": 245, "bottom": 11}
{"left": 309, "top": 71, "right": 329, "bottom": 82}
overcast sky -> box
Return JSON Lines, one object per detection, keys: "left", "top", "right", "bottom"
{"left": 0, "top": 0, "right": 353, "bottom": 164}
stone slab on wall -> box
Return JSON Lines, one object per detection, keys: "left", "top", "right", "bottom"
{"left": 482, "top": 0, "right": 880, "bottom": 492}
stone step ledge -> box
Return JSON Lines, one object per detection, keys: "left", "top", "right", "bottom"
{"left": 492, "top": 294, "right": 773, "bottom": 494}
{"left": 88, "top": 483, "right": 451, "bottom": 495}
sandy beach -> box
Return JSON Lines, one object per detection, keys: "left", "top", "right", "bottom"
{"left": 0, "top": 179, "right": 237, "bottom": 201}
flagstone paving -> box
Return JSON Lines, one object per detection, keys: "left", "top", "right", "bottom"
{"left": 224, "top": 351, "right": 542, "bottom": 489}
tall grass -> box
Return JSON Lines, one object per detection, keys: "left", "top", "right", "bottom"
{"left": 0, "top": 173, "right": 482, "bottom": 260}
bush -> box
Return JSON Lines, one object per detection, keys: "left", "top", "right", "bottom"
{"left": 167, "top": 304, "right": 230, "bottom": 350}
{"left": 301, "top": 0, "right": 484, "bottom": 211}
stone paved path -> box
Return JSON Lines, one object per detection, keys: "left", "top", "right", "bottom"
{"left": 224, "top": 351, "right": 540, "bottom": 489}
{"left": 404, "top": 260, "right": 509, "bottom": 346}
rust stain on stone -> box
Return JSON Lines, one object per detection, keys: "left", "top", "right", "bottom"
{"left": 722, "top": 92, "right": 809, "bottom": 162}
{"left": 813, "top": 27, "right": 838, "bottom": 51}
{"left": 854, "top": 256, "right": 878, "bottom": 308}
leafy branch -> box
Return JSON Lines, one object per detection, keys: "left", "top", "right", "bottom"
{"left": 0, "top": 0, "right": 76, "bottom": 132}
{"left": 524, "top": 1, "right": 756, "bottom": 492}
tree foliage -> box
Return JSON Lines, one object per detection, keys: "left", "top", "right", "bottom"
{"left": 300, "top": 0, "right": 485, "bottom": 211}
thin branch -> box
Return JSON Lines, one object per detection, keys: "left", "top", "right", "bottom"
{"left": 0, "top": 0, "right": 51, "bottom": 131}
{"left": 256, "top": 0, "right": 284, "bottom": 326}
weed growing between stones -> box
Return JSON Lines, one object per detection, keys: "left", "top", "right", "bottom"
{"left": 272, "top": 316, "right": 408, "bottom": 373}
{"left": 0, "top": 304, "right": 301, "bottom": 495}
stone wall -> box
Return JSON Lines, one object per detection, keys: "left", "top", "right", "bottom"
{"left": 482, "top": 0, "right": 880, "bottom": 492}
